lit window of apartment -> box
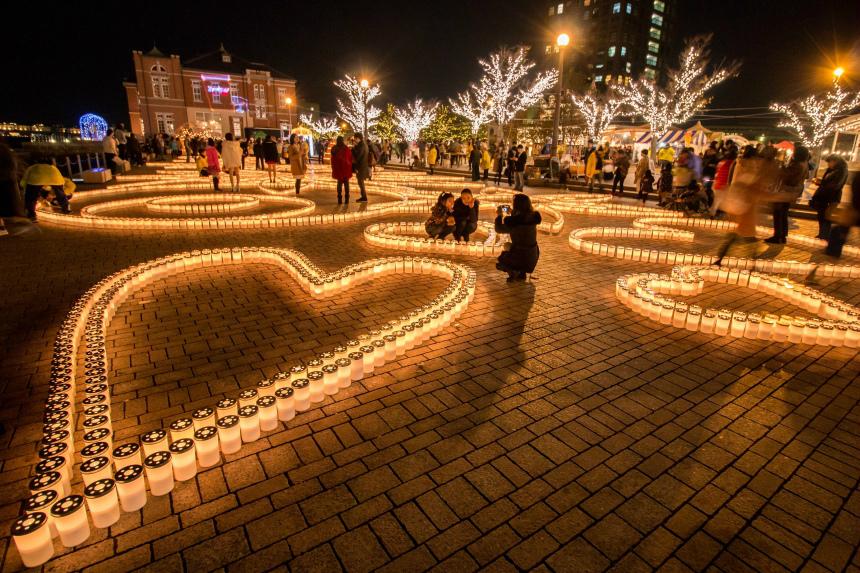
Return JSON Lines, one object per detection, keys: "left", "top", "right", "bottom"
{"left": 626, "top": 2, "right": 632, "bottom": 13}
{"left": 653, "top": 0, "right": 665, "bottom": 11}
{"left": 545, "top": 44, "right": 552, "bottom": 54}
{"left": 626, "top": 62, "right": 632, "bottom": 73}
{"left": 557, "top": 3, "right": 563, "bottom": 14}
{"left": 210, "top": 88, "right": 221, "bottom": 104}
{"left": 620, "top": 46, "right": 627, "bottom": 56}
{"left": 595, "top": 75, "right": 603, "bottom": 82}
{"left": 155, "top": 113, "right": 175, "bottom": 134}
{"left": 646, "top": 54, "right": 658, "bottom": 67}
{"left": 230, "top": 83, "right": 239, "bottom": 105}
{"left": 612, "top": 2, "right": 621, "bottom": 13}
{"left": 650, "top": 26, "right": 661, "bottom": 39}
{"left": 278, "top": 87, "right": 287, "bottom": 106}
{"left": 191, "top": 80, "right": 202, "bottom": 102}
{"left": 644, "top": 68, "right": 656, "bottom": 80}
{"left": 548, "top": 5, "right": 554, "bottom": 15}
{"left": 605, "top": 74, "right": 613, "bottom": 83}
{"left": 608, "top": 46, "right": 616, "bottom": 57}
{"left": 648, "top": 40, "right": 660, "bottom": 53}
{"left": 651, "top": 13, "right": 663, "bottom": 26}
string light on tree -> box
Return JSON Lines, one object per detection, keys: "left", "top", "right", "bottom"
{"left": 769, "top": 79, "right": 860, "bottom": 150}
{"left": 334, "top": 75, "right": 381, "bottom": 134}
{"left": 613, "top": 35, "right": 739, "bottom": 147}
{"left": 569, "top": 92, "right": 623, "bottom": 143}
{"left": 449, "top": 91, "right": 492, "bottom": 135}
{"left": 394, "top": 99, "right": 439, "bottom": 143}
{"left": 455, "top": 46, "right": 558, "bottom": 130}
{"left": 299, "top": 114, "right": 340, "bottom": 139}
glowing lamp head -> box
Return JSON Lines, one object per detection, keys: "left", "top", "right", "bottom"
{"left": 360, "top": 79, "right": 369, "bottom": 89}
{"left": 285, "top": 97, "right": 293, "bottom": 105}
{"left": 833, "top": 67, "right": 844, "bottom": 79}
{"left": 557, "top": 33, "right": 570, "bottom": 47}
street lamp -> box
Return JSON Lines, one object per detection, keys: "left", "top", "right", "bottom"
{"left": 359, "top": 79, "right": 370, "bottom": 136}
{"left": 552, "top": 33, "right": 570, "bottom": 159}
{"left": 285, "top": 97, "right": 293, "bottom": 134}
{"left": 833, "top": 67, "right": 844, "bottom": 82}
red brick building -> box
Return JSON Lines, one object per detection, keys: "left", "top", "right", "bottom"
{"left": 124, "top": 44, "right": 298, "bottom": 138}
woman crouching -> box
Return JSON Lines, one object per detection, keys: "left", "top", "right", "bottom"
{"left": 495, "top": 194, "right": 542, "bottom": 282}
{"left": 425, "top": 192, "right": 456, "bottom": 239}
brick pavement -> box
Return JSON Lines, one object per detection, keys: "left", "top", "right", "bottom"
{"left": 1, "top": 176, "right": 859, "bottom": 572}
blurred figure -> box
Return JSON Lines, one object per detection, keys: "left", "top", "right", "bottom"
{"left": 287, "top": 134, "right": 307, "bottom": 195}
{"left": 204, "top": 138, "right": 221, "bottom": 191}
{"left": 710, "top": 146, "right": 737, "bottom": 217}
{"left": 611, "top": 149, "right": 630, "bottom": 197}
{"left": 810, "top": 154, "right": 848, "bottom": 239}
{"left": 0, "top": 143, "right": 33, "bottom": 234}
{"left": 825, "top": 175, "right": 860, "bottom": 257}
{"left": 263, "top": 135, "right": 279, "bottom": 184}
{"left": 352, "top": 133, "right": 370, "bottom": 202}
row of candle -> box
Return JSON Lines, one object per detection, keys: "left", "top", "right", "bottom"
{"left": 364, "top": 222, "right": 502, "bottom": 256}
{"left": 18, "top": 248, "right": 476, "bottom": 563}
{"left": 614, "top": 265, "right": 860, "bottom": 345}
{"left": 145, "top": 194, "right": 262, "bottom": 215}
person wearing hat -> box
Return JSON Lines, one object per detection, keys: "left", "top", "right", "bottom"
{"left": 20, "top": 158, "right": 75, "bottom": 221}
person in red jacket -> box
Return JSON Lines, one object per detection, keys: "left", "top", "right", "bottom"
{"left": 330, "top": 136, "right": 353, "bottom": 204}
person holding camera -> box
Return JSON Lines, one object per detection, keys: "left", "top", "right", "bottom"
{"left": 425, "top": 192, "right": 456, "bottom": 239}
{"left": 452, "top": 189, "right": 479, "bottom": 242}
{"left": 494, "top": 194, "right": 542, "bottom": 281}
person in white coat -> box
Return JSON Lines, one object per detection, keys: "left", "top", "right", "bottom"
{"left": 221, "top": 133, "right": 243, "bottom": 191}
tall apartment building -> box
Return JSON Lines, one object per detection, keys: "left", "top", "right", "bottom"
{"left": 540, "top": 0, "right": 678, "bottom": 89}
{"left": 124, "top": 44, "right": 298, "bottom": 138}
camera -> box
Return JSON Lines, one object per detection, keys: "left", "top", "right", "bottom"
{"left": 500, "top": 204, "right": 511, "bottom": 214}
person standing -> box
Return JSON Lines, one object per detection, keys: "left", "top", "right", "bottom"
{"left": 253, "top": 138, "right": 264, "bottom": 170}
{"left": 102, "top": 129, "right": 118, "bottom": 175}
{"left": 611, "top": 149, "right": 630, "bottom": 196}
{"left": 825, "top": 175, "right": 860, "bottom": 257}
{"left": 240, "top": 137, "right": 249, "bottom": 170}
{"left": 204, "top": 138, "right": 221, "bottom": 191}
{"left": 765, "top": 146, "right": 808, "bottom": 244}
{"left": 452, "top": 189, "right": 479, "bottom": 241}
{"left": 287, "top": 134, "right": 308, "bottom": 195}
{"left": 221, "top": 133, "right": 243, "bottom": 191}
{"left": 634, "top": 149, "right": 652, "bottom": 203}
{"left": 427, "top": 144, "right": 437, "bottom": 175}
{"left": 262, "top": 135, "right": 279, "bottom": 184}
{"left": 710, "top": 146, "right": 737, "bottom": 216}
{"left": 810, "top": 154, "right": 848, "bottom": 240}
{"left": 514, "top": 145, "right": 527, "bottom": 191}
{"left": 480, "top": 144, "right": 492, "bottom": 182}
{"left": 352, "top": 133, "right": 370, "bottom": 202}
{"left": 470, "top": 144, "right": 481, "bottom": 182}
{"left": 585, "top": 146, "right": 600, "bottom": 192}
{"left": 114, "top": 124, "right": 128, "bottom": 160}
{"left": 506, "top": 142, "right": 517, "bottom": 187}
{"left": 0, "top": 143, "right": 30, "bottom": 233}
{"left": 330, "top": 136, "right": 353, "bottom": 204}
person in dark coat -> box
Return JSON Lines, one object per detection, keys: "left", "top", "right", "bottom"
{"left": 0, "top": 142, "right": 30, "bottom": 234}
{"left": 495, "top": 193, "right": 542, "bottom": 281}
{"left": 765, "top": 146, "right": 808, "bottom": 244}
{"left": 253, "top": 138, "right": 264, "bottom": 170}
{"left": 425, "top": 192, "right": 455, "bottom": 239}
{"left": 514, "top": 145, "right": 528, "bottom": 191}
{"left": 826, "top": 174, "right": 860, "bottom": 257}
{"left": 352, "top": 133, "right": 370, "bottom": 203}
{"left": 330, "top": 136, "right": 353, "bottom": 204}
{"left": 469, "top": 145, "right": 481, "bottom": 181}
{"left": 262, "top": 135, "right": 280, "bottom": 184}
{"left": 810, "top": 154, "right": 848, "bottom": 239}
{"left": 452, "top": 189, "right": 479, "bottom": 242}
{"left": 611, "top": 150, "right": 630, "bottom": 196}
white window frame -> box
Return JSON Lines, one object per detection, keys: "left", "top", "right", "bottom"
{"left": 191, "top": 80, "right": 202, "bottom": 102}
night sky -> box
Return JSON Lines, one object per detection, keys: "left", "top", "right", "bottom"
{"left": 3, "top": 0, "right": 858, "bottom": 137}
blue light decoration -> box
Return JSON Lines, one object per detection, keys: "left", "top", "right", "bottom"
{"left": 79, "top": 113, "right": 108, "bottom": 141}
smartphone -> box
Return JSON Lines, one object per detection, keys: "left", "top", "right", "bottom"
{"left": 501, "top": 205, "right": 511, "bottom": 214}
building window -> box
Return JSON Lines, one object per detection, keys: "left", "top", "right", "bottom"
{"left": 626, "top": 2, "right": 632, "bottom": 13}
{"left": 653, "top": 0, "right": 665, "bottom": 11}
{"left": 557, "top": 3, "right": 563, "bottom": 14}
{"left": 155, "top": 113, "right": 175, "bottom": 134}
{"left": 595, "top": 75, "right": 603, "bottom": 82}
{"left": 626, "top": 62, "right": 632, "bottom": 73}
{"left": 651, "top": 13, "right": 663, "bottom": 26}
{"left": 595, "top": 63, "right": 604, "bottom": 69}
{"left": 210, "top": 88, "right": 221, "bottom": 104}
{"left": 644, "top": 68, "right": 656, "bottom": 81}
{"left": 608, "top": 46, "right": 616, "bottom": 57}
{"left": 650, "top": 26, "right": 662, "bottom": 39}
{"left": 151, "top": 75, "right": 169, "bottom": 99}
{"left": 545, "top": 44, "right": 552, "bottom": 54}
{"left": 278, "top": 87, "right": 287, "bottom": 107}
{"left": 191, "top": 80, "right": 202, "bottom": 102}
{"left": 230, "top": 83, "right": 239, "bottom": 105}
{"left": 605, "top": 74, "right": 613, "bottom": 84}
{"left": 621, "top": 46, "right": 627, "bottom": 56}
{"left": 648, "top": 40, "right": 660, "bottom": 53}
{"left": 612, "top": 2, "right": 621, "bottom": 13}
{"left": 548, "top": 5, "right": 554, "bottom": 15}
{"left": 646, "top": 54, "right": 658, "bottom": 67}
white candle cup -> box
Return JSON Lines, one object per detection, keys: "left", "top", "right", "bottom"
{"left": 307, "top": 371, "right": 325, "bottom": 403}
{"left": 291, "top": 379, "right": 310, "bottom": 411}
{"left": 169, "top": 417, "right": 195, "bottom": 441}
{"left": 141, "top": 429, "right": 168, "bottom": 457}
{"left": 143, "top": 451, "right": 174, "bottom": 496}
{"left": 45, "top": 429, "right": 74, "bottom": 452}
{"left": 81, "top": 440, "right": 111, "bottom": 463}
{"left": 169, "top": 438, "right": 197, "bottom": 481}
{"left": 50, "top": 495, "right": 90, "bottom": 547}
{"left": 700, "top": 311, "right": 716, "bottom": 334}
{"left": 372, "top": 340, "right": 386, "bottom": 367}
{"left": 238, "top": 405, "right": 261, "bottom": 442}
{"left": 257, "top": 377, "right": 276, "bottom": 397}
{"left": 23, "top": 489, "right": 59, "bottom": 539}
{"left": 348, "top": 352, "right": 364, "bottom": 382}
{"left": 216, "top": 415, "right": 242, "bottom": 454}
{"left": 383, "top": 335, "right": 397, "bottom": 361}
{"left": 257, "top": 396, "right": 278, "bottom": 431}
{"left": 275, "top": 387, "right": 296, "bottom": 421}
{"left": 193, "top": 426, "right": 220, "bottom": 468}
{"left": 114, "top": 464, "right": 147, "bottom": 512}
{"left": 112, "top": 442, "right": 142, "bottom": 469}
{"left": 238, "top": 388, "right": 258, "bottom": 407}
{"left": 271, "top": 371, "right": 291, "bottom": 390}
{"left": 360, "top": 346, "right": 376, "bottom": 374}
{"left": 82, "top": 414, "right": 111, "bottom": 435}
{"left": 192, "top": 407, "right": 216, "bottom": 430}
{"left": 30, "top": 471, "right": 68, "bottom": 498}
{"left": 213, "top": 393, "right": 240, "bottom": 416}
{"left": 12, "top": 512, "right": 54, "bottom": 567}
{"left": 38, "top": 441, "right": 71, "bottom": 468}
{"left": 395, "top": 331, "right": 407, "bottom": 355}
{"left": 322, "top": 364, "right": 339, "bottom": 396}
{"left": 335, "top": 357, "right": 352, "bottom": 388}
{"left": 34, "top": 456, "right": 71, "bottom": 494}
{"left": 758, "top": 315, "right": 777, "bottom": 340}
{"left": 84, "top": 478, "right": 120, "bottom": 528}
{"left": 774, "top": 317, "right": 791, "bottom": 342}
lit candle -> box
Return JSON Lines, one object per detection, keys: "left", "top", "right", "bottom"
{"left": 50, "top": 494, "right": 90, "bottom": 547}
{"left": 143, "top": 451, "right": 174, "bottom": 496}
{"left": 141, "top": 429, "right": 168, "bottom": 457}
{"left": 217, "top": 397, "right": 238, "bottom": 417}
{"left": 359, "top": 345, "right": 375, "bottom": 374}
{"left": 192, "top": 407, "right": 215, "bottom": 430}
{"left": 700, "top": 310, "right": 716, "bottom": 334}
{"left": 23, "top": 489, "right": 59, "bottom": 539}
{"left": 372, "top": 340, "right": 386, "bottom": 367}
{"left": 257, "top": 377, "right": 276, "bottom": 397}
{"left": 758, "top": 314, "right": 777, "bottom": 340}
{"left": 169, "top": 438, "right": 197, "bottom": 481}
{"left": 774, "top": 316, "right": 791, "bottom": 342}
{"left": 12, "top": 512, "right": 54, "bottom": 567}
{"left": 307, "top": 371, "right": 325, "bottom": 403}
{"left": 348, "top": 351, "right": 364, "bottom": 382}
{"left": 257, "top": 395, "right": 278, "bottom": 431}
{"left": 238, "top": 405, "right": 261, "bottom": 442}
{"left": 84, "top": 478, "right": 120, "bottom": 528}
{"left": 788, "top": 318, "right": 806, "bottom": 343}
{"left": 216, "top": 415, "right": 241, "bottom": 454}
{"left": 322, "top": 364, "right": 339, "bottom": 395}
{"left": 291, "top": 378, "right": 310, "bottom": 411}
{"left": 275, "top": 387, "right": 296, "bottom": 421}
{"left": 80, "top": 441, "right": 111, "bottom": 463}
{"left": 35, "top": 456, "right": 71, "bottom": 494}
{"left": 730, "top": 312, "right": 747, "bottom": 338}
{"left": 112, "top": 442, "right": 142, "bottom": 470}
{"left": 383, "top": 334, "right": 397, "bottom": 361}
{"left": 114, "top": 464, "right": 147, "bottom": 512}
{"left": 238, "top": 388, "right": 258, "bottom": 407}
{"left": 169, "top": 417, "right": 195, "bottom": 441}
{"left": 744, "top": 314, "right": 761, "bottom": 339}
{"left": 193, "top": 426, "right": 220, "bottom": 468}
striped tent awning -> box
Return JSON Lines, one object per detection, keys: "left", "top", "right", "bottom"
{"left": 634, "top": 128, "right": 709, "bottom": 147}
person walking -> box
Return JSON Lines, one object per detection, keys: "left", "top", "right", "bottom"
{"left": 221, "top": 133, "right": 243, "bottom": 191}
{"left": 514, "top": 145, "right": 527, "bottom": 191}
{"left": 102, "top": 129, "right": 118, "bottom": 176}
{"left": 810, "top": 154, "right": 848, "bottom": 240}
{"left": 287, "top": 134, "right": 308, "bottom": 195}
{"left": 585, "top": 146, "right": 600, "bottom": 192}
{"left": 611, "top": 149, "right": 630, "bottom": 196}
{"left": 352, "top": 133, "right": 370, "bottom": 202}
{"left": 494, "top": 194, "right": 542, "bottom": 281}
{"left": 765, "top": 146, "right": 808, "bottom": 244}
{"left": 253, "top": 138, "right": 264, "bottom": 170}
{"left": 240, "top": 137, "right": 249, "bottom": 170}
{"left": 710, "top": 146, "right": 737, "bottom": 216}
{"left": 506, "top": 142, "right": 517, "bottom": 187}
{"left": 204, "top": 138, "right": 221, "bottom": 191}
{"left": 330, "top": 136, "right": 353, "bottom": 204}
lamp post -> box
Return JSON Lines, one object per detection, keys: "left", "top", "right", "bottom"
{"left": 360, "top": 79, "right": 369, "bottom": 137}
{"left": 552, "top": 33, "right": 570, "bottom": 158}
{"left": 833, "top": 67, "right": 844, "bottom": 83}
{"left": 285, "top": 97, "right": 293, "bottom": 136}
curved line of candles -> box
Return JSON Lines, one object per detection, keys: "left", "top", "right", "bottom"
{"left": 144, "top": 194, "right": 261, "bottom": 215}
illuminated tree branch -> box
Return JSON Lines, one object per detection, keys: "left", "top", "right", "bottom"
{"left": 569, "top": 92, "right": 623, "bottom": 142}
{"left": 394, "top": 99, "right": 439, "bottom": 143}
{"left": 334, "top": 75, "right": 382, "bottom": 133}
{"left": 770, "top": 81, "right": 860, "bottom": 149}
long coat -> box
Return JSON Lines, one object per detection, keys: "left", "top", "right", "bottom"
{"left": 331, "top": 145, "right": 353, "bottom": 182}
{"left": 352, "top": 141, "right": 370, "bottom": 179}
{"left": 288, "top": 144, "right": 308, "bottom": 178}
{"left": 495, "top": 211, "right": 542, "bottom": 273}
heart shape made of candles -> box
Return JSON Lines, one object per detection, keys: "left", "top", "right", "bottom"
{"left": 24, "top": 248, "right": 475, "bottom": 557}
{"left": 616, "top": 265, "right": 860, "bottom": 345}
